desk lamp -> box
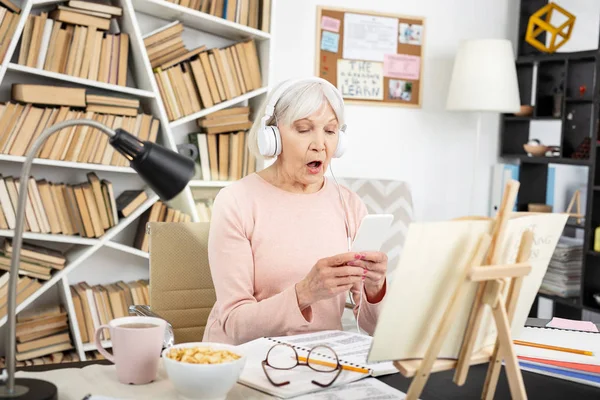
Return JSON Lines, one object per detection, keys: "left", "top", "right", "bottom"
{"left": 0, "top": 119, "right": 195, "bottom": 399}
{"left": 446, "top": 39, "right": 521, "bottom": 214}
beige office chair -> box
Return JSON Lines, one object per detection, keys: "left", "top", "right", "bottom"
{"left": 130, "top": 222, "right": 216, "bottom": 346}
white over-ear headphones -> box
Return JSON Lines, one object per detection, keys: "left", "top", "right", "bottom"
{"left": 258, "top": 77, "right": 348, "bottom": 158}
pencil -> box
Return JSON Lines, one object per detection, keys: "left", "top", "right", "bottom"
{"left": 297, "top": 356, "right": 370, "bottom": 374}
{"left": 513, "top": 340, "right": 594, "bottom": 357}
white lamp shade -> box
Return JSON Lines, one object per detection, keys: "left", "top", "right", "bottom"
{"left": 446, "top": 39, "right": 521, "bottom": 112}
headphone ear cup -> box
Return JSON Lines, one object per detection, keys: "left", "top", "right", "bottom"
{"left": 333, "top": 129, "right": 348, "bottom": 158}
{"left": 258, "top": 125, "right": 282, "bottom": 157}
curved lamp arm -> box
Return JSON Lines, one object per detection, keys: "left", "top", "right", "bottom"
{"left": 1, "top": 119, "right": 194, "bottom": 397}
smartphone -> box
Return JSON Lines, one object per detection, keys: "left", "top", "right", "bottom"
{"left": 351, "top": 214, "right": 394, "bottom": 252}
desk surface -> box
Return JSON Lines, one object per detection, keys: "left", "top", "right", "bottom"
{"left": 15, "top": 318, "right": 600, "bottom": 399}
{"left": 17, "top": 359, "right": 600, "bottom": 400}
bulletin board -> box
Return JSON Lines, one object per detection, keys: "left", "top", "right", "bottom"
{"left": 315, "top": 6, "right": 425, "bottom": 108}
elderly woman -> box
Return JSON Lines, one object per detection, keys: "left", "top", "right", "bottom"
{"left": 203, "top": 77, "right": 388, "bottom": 345}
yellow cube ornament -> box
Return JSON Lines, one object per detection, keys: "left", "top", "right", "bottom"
{"left": 525, "top": 2, "right": 576, "bottom": 53}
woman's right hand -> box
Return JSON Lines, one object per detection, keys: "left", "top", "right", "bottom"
{"left": 295, "top": 253, "right": 365, "bottom": 311}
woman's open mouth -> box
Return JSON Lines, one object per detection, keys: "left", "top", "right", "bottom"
{"left": 306, "top": 161, "right": 322, "bottom": 174}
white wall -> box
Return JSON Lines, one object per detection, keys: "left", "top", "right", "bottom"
{"left": 271, "top": 0, "right": 521, "bottom": 221}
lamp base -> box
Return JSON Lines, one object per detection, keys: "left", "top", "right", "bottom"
{"left": 0, "top": 379, "right": 57, "bottom": 399}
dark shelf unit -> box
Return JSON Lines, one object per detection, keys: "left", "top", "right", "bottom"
{"left": 501, "top": 1, "right": 600, "bottom": 319}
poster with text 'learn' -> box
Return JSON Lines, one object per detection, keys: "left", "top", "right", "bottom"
{"left": 337, "top": 60, "right": 383, "bottom": 100}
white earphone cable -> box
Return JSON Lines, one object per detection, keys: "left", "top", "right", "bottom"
{"left": 329, "top": 164, "right": 363, "bottom": 335}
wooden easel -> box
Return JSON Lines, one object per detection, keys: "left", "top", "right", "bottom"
{"left": 394, "top": 181, "right": 531, "bottom": 400}
{"left": 565, "top": 190, "right": 583, "bottom": 224}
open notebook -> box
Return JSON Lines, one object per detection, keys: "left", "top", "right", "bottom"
{"left": 237, "top": 330, "right": 398, "bottom": 398}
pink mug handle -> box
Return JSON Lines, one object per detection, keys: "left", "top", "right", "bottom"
{"left": 94, "top": 324, "right": 114, "bottom": 362}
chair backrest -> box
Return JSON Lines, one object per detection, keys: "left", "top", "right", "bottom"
{"left": 335, "top": 178, "right": 414, "bottom": 275}
{"left": 148, "top": 222, "right": 216, "bottom": 344}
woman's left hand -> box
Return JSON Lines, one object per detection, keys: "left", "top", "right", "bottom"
{"left": 348, "top": 252, "right": 387, "bottom": 302}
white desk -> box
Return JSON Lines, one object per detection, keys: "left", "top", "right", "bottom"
{"left": 16, "top": 363, "right": 272, "bottom": 400}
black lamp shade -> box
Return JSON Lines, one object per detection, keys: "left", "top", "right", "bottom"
{"left": 109, "top": 128, "right": 195, "bottom": 201}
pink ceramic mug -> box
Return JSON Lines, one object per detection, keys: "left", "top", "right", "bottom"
{"left": 94, "top": 316, "right": 167, "bottom": 385}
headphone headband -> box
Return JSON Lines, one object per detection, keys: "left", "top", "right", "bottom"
{"left": 262, "top": 77, "right": 345, "bottom": 126}
{"left": 258, "top": 77, "right": 348, "bottom": 158}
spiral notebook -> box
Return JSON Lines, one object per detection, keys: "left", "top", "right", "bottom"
{"left": 237, "top": 330, "right": 397, "bottom": 398}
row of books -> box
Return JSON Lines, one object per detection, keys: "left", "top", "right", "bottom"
{"left": 71, "top": 279, "right": 149, "bottom": 344}
{"left": 189, "top": 106, "right": 256, "bottom": 181}
{"left": 195, "top": 199, "right": 213, "bottom": 222}
{"left": 540, "top": 236, "right": 583, "bottom": 298}
{"left": 1, "top": 87, "right": 159, "bottom": 166}
{"left": 0, "top": 172, "right": 148, "bottom": 237}
{"left": 0, "top": 4, "right": 20, "bottom": 64}
{"left": 0, "top": 238, "right": 66, "bottom": 281}
{"left": 17, "top": 1, "right": 128, "bottom": 86}
{"left": 133, "top": 200, "right": 192, "bottom": 252}
{"left": 145, "top": 22, "right": 261, "bottom": 121}
{"left": 161, "top": 0, "right": 271, "bottom": 33}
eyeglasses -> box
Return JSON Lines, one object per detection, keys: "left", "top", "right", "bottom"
{"left": 261, "top": 344, "right": 342, "bottom": 388}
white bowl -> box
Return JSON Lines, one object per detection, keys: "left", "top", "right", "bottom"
{"left": 162, "top": 342, "right": 246, "bottom": 400}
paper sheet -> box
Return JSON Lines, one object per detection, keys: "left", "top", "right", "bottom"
{"left": 343, "top": 13, "right": 398, "bottom": 62}
{"left": 383, "top": 54, "right": 420, "bottom": 80}
{"left": 321, "top": 31, "right": 340, "bottom": 53}
{"left": 321, "top": 16, "right": 341, "bottom": 32}
{"left": 293, "top": 378, "right": 410, "bottom": 399}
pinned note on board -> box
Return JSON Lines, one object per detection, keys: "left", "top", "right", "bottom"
{"left": 321, "top": 31, "right": 340, "bottom": 53}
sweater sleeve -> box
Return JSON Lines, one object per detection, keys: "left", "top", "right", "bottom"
{"left": 346, "top": 192, "right": 387, "bottom": 335}
{"left": 207, "top": 188, "right": 312, "bottom": 345}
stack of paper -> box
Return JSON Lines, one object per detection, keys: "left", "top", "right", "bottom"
{"left": 540, "top": 236, "right": 583, "bottom": 298}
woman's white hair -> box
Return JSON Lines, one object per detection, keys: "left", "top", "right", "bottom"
{"left": 247, "top": 79, "right": 345, "bottom": 161}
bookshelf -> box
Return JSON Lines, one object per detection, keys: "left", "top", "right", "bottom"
{"left": 0, "top": 0, "right": 271, "bottom": 363}
{"left": 498, "top": 0, "right": 599, "bottom": 320}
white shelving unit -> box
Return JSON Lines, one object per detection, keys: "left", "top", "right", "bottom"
{"left": 0, "top": 0, "right": 272, "bottom": 360}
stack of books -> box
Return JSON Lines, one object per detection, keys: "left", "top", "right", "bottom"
{"left": 0, "top": 0, "right": 20, "bottom": 63}
{"left": 142, "top": 21, "right": 199, "bottom": 69}
{"left": 0, "top": 172, "right": 147, "bottom": 237}
{"left": 133, "top": 200, "right": 192, "bottom": 252}
{"left": 540, "top": 236, "right": 583, "bottom": 298}
{"left": 144, "top": 21, "right": 262, "bottom": 121}
{"left": 14, "top": 305, "right": 74, "bottom": 362}
{"left": 189, "top": 106, "right": 256, "bottom": 181}
{"left": 0, "top": 274, "right": 42, "bottom": 320}
{"left": 1, "top": 85, "right": 160, "bottom": 166}
{"left": 161, "top": 0, "right": 271, "bottom": 33}
{"left": 0, "top": 238, "right": 66, "bottom": 281}
{"left": 70, "top": 280, "right": 149, "bottom": 344}
{"left": 17, "top": 1, "right": 128, "bottom": 86}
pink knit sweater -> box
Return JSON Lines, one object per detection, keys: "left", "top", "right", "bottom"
{"left": 203, "top": 173, "right": 386, "bottom": 345}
